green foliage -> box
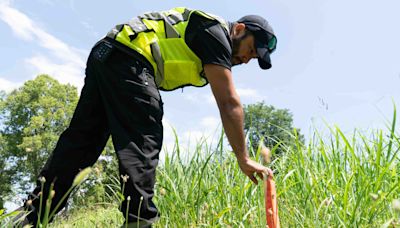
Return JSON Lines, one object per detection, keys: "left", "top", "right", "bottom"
{"left": 275, "top": 110, "right": 400, "bottom": 227}
{"left": 0, "top": 75, "right": 78, "bottom": 198}
{"left": 0, "top": 92, "right": 10, "bottom": 208}
{"left": 0, "top": 133, "right": 12, "bottom": 209}
{"left": 243, "top": 101, "right": 305, "bottom": 157}
{"left": 2, "top": 113, "right": 400, "bottom": 227}
{"left": 1, "top": 91, "right": 13, "bottom": 206}
{"left": 1, "top": 166, "right": 96, "bottom": 227}
{"left": 48, "top": 206, "right": 123, "bottom": 227}
{"left": 32, "top": 116, "right": 400, "bottom": 227}
{"left": 153, "top": 133, "right": 267, "bottom": 227}
{"left": 0, "top": 75, "right": 119, "bottom": 212}
{"left": 1, "top": 81, "right": 399, "bottom": 227}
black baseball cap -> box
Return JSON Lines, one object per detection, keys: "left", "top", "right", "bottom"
{"left": 237, "top": 15, "right": 277, "bottom": 69}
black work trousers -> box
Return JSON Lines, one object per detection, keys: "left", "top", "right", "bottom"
{"left": 25, "top": 39, "right": 164, "bottom": 225}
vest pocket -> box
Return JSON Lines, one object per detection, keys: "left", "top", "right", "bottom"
{"left": 156, "top": 38, "right": 203, "bottom": 90}
{"left": 163, "top": 60, "right": 197, "bottom": 88}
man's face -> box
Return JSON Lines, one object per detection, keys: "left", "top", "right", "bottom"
{"left": 231, "top": 31, "right": 258, "bottom": 66}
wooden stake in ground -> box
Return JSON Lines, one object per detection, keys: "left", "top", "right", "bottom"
{"left": 261, "top": 146, "right": 280, "bottom": 228}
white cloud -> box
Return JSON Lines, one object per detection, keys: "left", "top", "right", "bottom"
{"left": 200, "top": 116, "right": 220, "bottom": 129}
{"left": 0, "top": 0, "right": 12, "bottom": 6}
{"left": 25, "top": 54, "right": 84, "bottom": 88}
{"left": 0, "top": 2, "right": 86, "bottom": 90}
{"left": 236, "top": 88, "right": 264, "bottom": 101}
{"left": 182, "top": 91, "right": 216, "bottom": 105}
{"left": 0, "top": 2, "right": 34, "bottom": 41}
{"left": 161, "top": 118, "right": 176, "bottom": 148}
{"left": 0, "top": 77, "right": 20, "bottom": 92}
{"left": 160, "top": 115, "right": 223, "bottom": 164}
{"left": 182, "top": 87, "right": 265, "bottom": 106}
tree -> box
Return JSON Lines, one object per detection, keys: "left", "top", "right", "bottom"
{"left": 0, "top": 132, "right": 12, "bottom": 209}
{"left": 243, "top": 101, "right": 304, "bottom": 158}
{"left": 0, "top": 75, "right": 79, "bottom": 197}
{"left": 0, "top": 90, "right": 12, "bottom": 208}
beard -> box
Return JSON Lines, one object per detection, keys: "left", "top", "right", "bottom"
{"left": 231, "top": 31, "right": 251, "bottom": 66}
{"left": 231, "top": 35, "right": 242, "bottom": 66}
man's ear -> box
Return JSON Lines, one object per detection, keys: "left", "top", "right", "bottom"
{"left": 233, "top": 23, "right": 246, "bottom": 36}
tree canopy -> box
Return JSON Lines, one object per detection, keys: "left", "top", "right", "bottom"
{"left": 243, "top": 101, "right": 304, "bottom": 157}
{"left": 0, "top": 132, "right": 11, "bottom": 209}
{"left": 0, "top": 75, "right": 79, "bottom": 200}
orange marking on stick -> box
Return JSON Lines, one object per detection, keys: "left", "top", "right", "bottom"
{"left": 261, "top": 146, "right": 280, "bottom": 228}
{"left": 264, "top": 171, "right": 280, "bottom": 228}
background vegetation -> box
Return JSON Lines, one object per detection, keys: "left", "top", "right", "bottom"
{"left": 0, "top": 75, "right": 399, "bottom": 227}
{"left": 0, "top": 75, "right": 78, "bottom": 200}
{"left": 244, "top": 101, "right": 305, "bottom": 157}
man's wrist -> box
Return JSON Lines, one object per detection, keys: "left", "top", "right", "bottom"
{"left": 235, "top": 152, "right": 250, "bottom": 163}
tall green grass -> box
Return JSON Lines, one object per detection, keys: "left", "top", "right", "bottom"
{"left": 2, "top": 111, "right": 400, "bottom": 227}
{"left": 154, "top": 130, "right": 267, "bottom": 227}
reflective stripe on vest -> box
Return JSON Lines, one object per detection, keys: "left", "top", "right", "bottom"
{"left": 106, "top": 7, "right": 229, "bottom": 91}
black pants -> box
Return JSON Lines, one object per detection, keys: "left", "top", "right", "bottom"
{"left": 25, "top": 40, "right": 164, "bottom": 225}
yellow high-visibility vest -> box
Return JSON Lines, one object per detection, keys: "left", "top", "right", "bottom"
{"left": 106, "top": 7, "right": 229, "bottom": 91}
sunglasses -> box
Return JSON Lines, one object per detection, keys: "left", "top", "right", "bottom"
{"left": 244, "top": 22, "right": 277, "bottom": 54}
{"left": 267, "top": 35, "right": 277, "bottom": 53}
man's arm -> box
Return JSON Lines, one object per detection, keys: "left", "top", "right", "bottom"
{"left": 204, "top": 64, "right": 270, "bottom": 184}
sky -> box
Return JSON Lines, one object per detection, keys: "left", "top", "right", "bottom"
{"left": 1, "top": 0, "right": 400, "bottom": 150}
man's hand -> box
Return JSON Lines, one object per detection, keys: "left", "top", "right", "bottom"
{"left": 237, "top": 157, "right": 272, "bottom": 185}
